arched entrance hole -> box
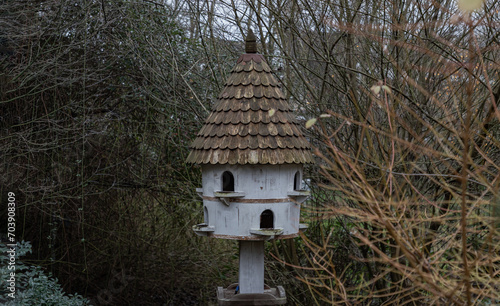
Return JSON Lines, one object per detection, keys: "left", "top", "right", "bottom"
{"left": 294, "top": 171, "right": 301, "bottom": 190}
{"left": 222, "top": 171, "right": 234, "bottom": 191}
{"left": 260, "top": 210, "right": 274, "bottom": 229}
{"left": 204, "top": 206, "right": 209, "bottom": 224}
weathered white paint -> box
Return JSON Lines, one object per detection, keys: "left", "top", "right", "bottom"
{"left": 239, "top": 241, "right": 264, "bottom": 294}
{"left": 202, "top": 200, "right": 302, "bottom": 239}
{"left": 199, "top": 164, "right": 306, "bottom": 240}
{"left": 202, "top": 164, "right": 302, "bottom": 199}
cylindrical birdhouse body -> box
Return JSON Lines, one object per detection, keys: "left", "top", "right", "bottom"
{"left": 197, "top": 164, "right": 306, "bottom": 240}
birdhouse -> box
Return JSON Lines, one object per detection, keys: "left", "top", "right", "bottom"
{"left": 186, "top": 29, "right": 314, "bottom": 304}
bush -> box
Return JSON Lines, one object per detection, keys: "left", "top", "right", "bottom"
{"left": 0, "top": 241, "right": 90, "bottom": 305}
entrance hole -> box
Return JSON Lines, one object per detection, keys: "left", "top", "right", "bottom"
{"left": 260, "top": 210, "right": 274, "bottom": 229}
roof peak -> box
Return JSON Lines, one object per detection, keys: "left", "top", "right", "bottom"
{"left": 245, "top": 29, "right": 257, "bottom": 53}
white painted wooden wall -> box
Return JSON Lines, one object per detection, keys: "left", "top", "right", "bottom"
{"left": 200, "top": 164, "right": 304, "bottom": 239}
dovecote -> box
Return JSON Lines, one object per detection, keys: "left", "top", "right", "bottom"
{"left": 187, "top": 29, "right": 313, "bottom": 302}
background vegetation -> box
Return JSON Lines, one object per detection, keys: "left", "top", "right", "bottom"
{"left": 1, "top": 0, "right": 498, "bottom": 305}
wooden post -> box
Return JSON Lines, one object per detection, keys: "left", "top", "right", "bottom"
{"left": 239, "top": 240, "right": 264, "bottom": 294}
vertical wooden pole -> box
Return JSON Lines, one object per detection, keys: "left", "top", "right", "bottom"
{"left": 239, "top": 240, "right": 264, "bottom": 294}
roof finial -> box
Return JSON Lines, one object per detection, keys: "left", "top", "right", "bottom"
{"left": 245, "top": 29, "right": 257, "bottom": 53}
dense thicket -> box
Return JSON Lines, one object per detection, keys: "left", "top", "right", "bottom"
{"left": 0, "top": 1, "right": 237, "bottom": 304}
{"left": 1, "top": 0, "right": 499, "bottom": 305}
{"left": 244, "top": 0, "right": 499, "bottom": 304}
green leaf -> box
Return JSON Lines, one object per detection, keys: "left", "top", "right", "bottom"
{"left": 370, "top": 85, "right": 381, "bottom": 95}
{"left": 306, "top": 118, "right": 317, "bottom": 129}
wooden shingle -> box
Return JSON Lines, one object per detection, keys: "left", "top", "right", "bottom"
{"left": 186, "top": 37, "right": 314, "bottom": 165}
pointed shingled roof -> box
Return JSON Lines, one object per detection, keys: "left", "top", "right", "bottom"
{"left": 186, "top": 30, "right": 314, "bottom": 165}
